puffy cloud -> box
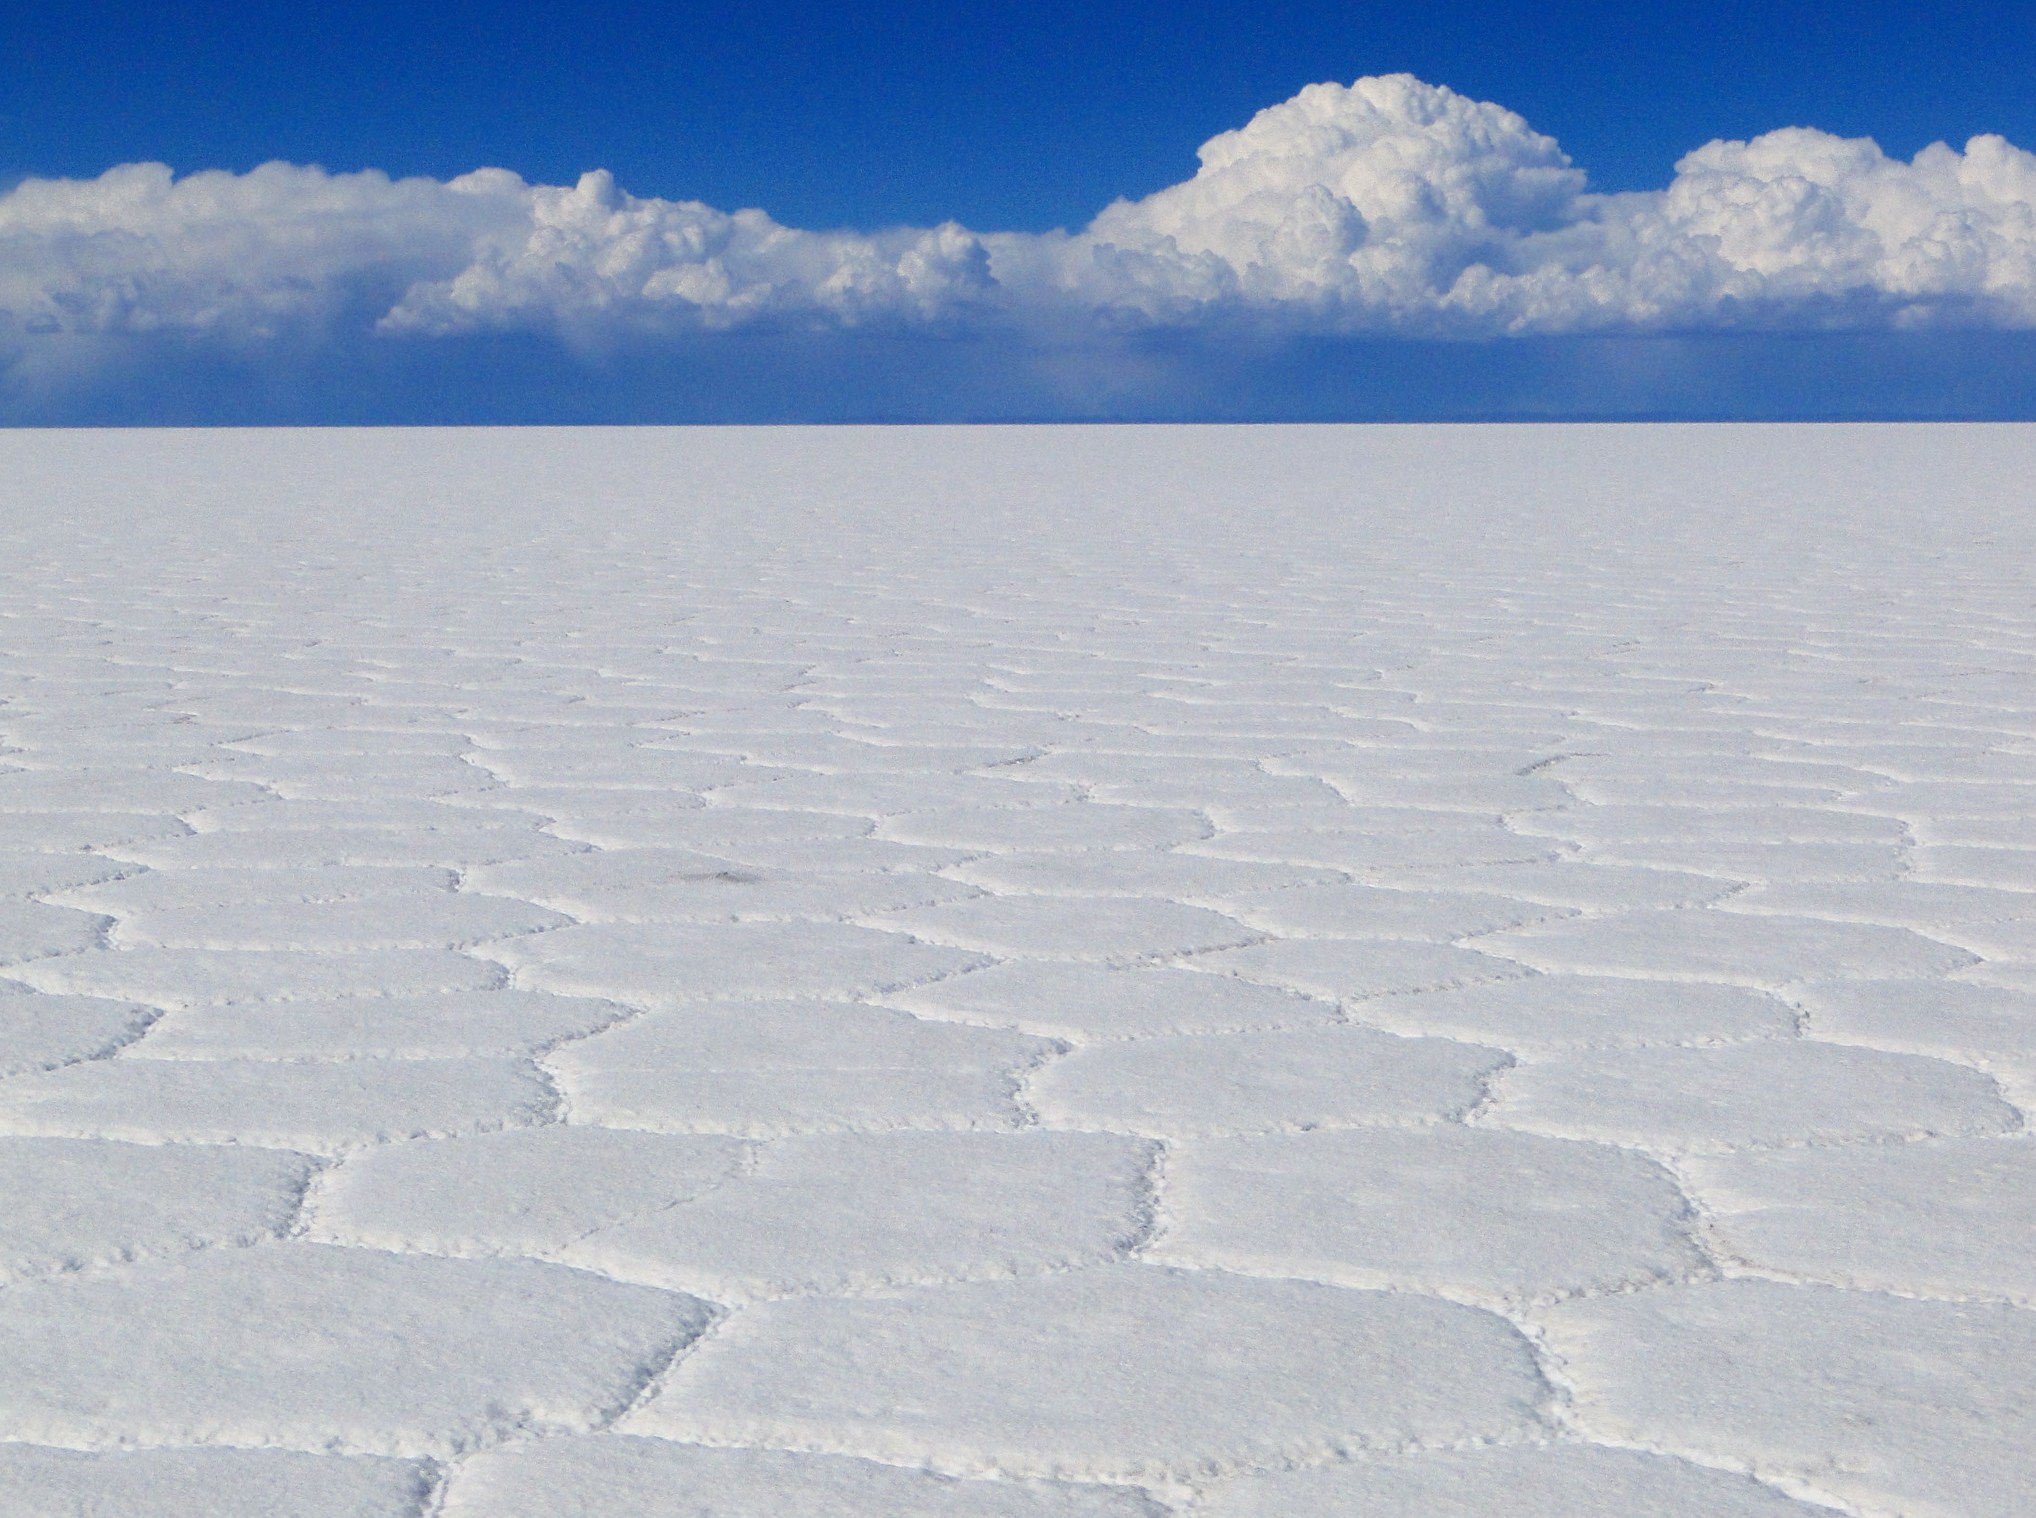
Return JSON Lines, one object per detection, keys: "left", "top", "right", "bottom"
{"left": 1062, "top": 76, "right": 2036, "bottom": 334}
{"left": 5, "top": 72, "right": 2036, "bottom": 364}
{"left": 0, "top": 161, "right": 516, "bottom": 341}
{"left": 0, "top": 161, "right": 999, "bottom": 352}
{"left": 382, "top": 170, "right": 998, "bottom": 338}
{"left": 1640, "top": 130, "right": 2036, "bottom": 324}
{"left": 1064, "top": 74, "right": 1589, "bottom": 322}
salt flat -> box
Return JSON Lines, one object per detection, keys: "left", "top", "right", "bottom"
{"left": 0, "top": 423, "right": 2032, "bottom": 1517}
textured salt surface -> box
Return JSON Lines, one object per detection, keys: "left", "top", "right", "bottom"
{"left": 1, "top": 424, "right": 2033, "bottom": 1515}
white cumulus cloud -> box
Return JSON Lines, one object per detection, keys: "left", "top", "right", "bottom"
{"left": 381, "top": 170, "right": 998, "bottom": 338}
{"left": 1060, "top": 75, "right": 2036, "bottom": 334}
{"left": 1064, "top": 74, "right": 1591, "bottom": 323}
{"left": 5, "top": 72, "right": 2036, "bottom": 362}
{"left": 0, "top": 161, "right": 515, "bottom": 341}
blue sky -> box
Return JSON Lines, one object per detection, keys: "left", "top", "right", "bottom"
{"left": 6, "top": 1, "right": 2036, "bottom": 421}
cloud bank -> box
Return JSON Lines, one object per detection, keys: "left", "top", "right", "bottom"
{"left": 8, "top": 74, "right": 2036, "bottom": 417}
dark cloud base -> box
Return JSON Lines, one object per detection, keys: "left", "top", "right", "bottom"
{"left": 8, "top": 330, "right": 2036, "bottom": 426}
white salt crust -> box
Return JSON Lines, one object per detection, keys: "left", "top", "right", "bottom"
{"left": 1, "top": 424, "right": 2033, "bottom": 1516}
